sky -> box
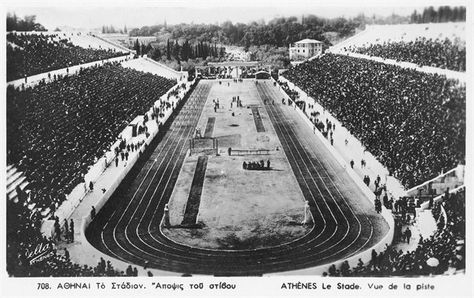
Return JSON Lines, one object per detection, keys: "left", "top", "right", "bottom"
{"left": 3, "top": 0, "right": 467, "bottom": 30}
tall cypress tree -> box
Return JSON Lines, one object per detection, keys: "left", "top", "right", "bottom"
{"left": 167, "top": 39, "right": 171, "bottom": 60}
{"left": 181, "top": 40, "right": 190, "bottom": 61}
{"left": 134, "top": 39, "right": 140, "bottom": 56}
{"left": 173, "top": 40, "right": 180, "bottom": 60}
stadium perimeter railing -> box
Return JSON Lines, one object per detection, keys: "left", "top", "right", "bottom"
{"left": 274, "top": 73, "right": 464, "bottom": 275}
{"left": 41, "top": 79, "right": 196, "bottom": 237}
{"left": 78, "top": 80, "right": 197, "bottom": 268}
{"left": 278, "top": 76, "right": 407, "bottom": 199}
{"left": 267, "top": 77, "right": 395, "bottom": 275}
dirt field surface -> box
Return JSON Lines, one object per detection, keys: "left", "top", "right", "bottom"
{"left": 87, "top": 80, "right": 388, "bottom": 275}
{"left": 163, "top": 80, "right": 312, "bottom": 250}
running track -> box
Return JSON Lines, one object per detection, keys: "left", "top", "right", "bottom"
{"left": 86, "top": 80, "right": 388, "bottom": 275}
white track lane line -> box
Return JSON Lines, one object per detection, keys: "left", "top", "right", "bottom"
{"left": 97, "top": 81, "right": 375, "bottom": 272}
{"left": 120, "top": 86, "right": 211, "bottom": 261}
{"left": 259, "top": 84, "right": 346, "bottom": 255}
{"left": 145, "top": 81, "right": 326, "bottom": 255}
{"left": 104, "top": 85, "right": 209, "bottom": 262}
{"left": 265, "top": 83, "right": 374, "bottom": 260}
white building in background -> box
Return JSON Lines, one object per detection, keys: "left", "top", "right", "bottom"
{"left": 289, "top": 39, "right": 324, "bottom": 61}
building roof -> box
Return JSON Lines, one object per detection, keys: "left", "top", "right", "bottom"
{"left": 295, "top": 39, "right": 323, "bottom": 44}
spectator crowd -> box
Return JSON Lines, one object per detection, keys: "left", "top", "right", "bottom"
{"left": 7, "top": 195, "right": 129, "bottom": 277}
{"left": 283, "top": 53, "right": 465, "bottom": 189}
{"left": 348, "top": 37, "right": 466, "bottom": 72}
{"left": 7, "top": 32, "right": 128, "bottom": 81}
{"left": 325, "top": 188, "right": 465, "bottom": 276}
{"left": 7, "top": 62, "right": 176, "bottom": 220}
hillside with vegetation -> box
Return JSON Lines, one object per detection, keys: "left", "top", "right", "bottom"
{"left": 120, "top": 6, "right": 466, "bottom": 71}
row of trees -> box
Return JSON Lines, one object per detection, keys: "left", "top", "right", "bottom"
{"left": 133, "top": 39, "right": 225, "bottom": 62}
{"left": 127, "top": 6, "right": 466, "bottom": 45}
{"left": 7, "top": 13, "right": 46, "bottom": 32}
{"left": 410, "top": 6, "right": 466, "bottom": 24}
{"left": 128, "top": 15, "right": 360, "bottom": 47}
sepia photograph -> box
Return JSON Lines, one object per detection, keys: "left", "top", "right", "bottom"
{"left": 1, "top": 0, "right": 471, "bottom": 296}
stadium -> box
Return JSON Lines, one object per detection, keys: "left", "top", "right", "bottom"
{"left": 5, "top": 5, "right": 467, "bottom": 278}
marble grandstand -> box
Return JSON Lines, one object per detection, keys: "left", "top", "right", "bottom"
{"left": 331, "top": 22, "right": 466, "bottom": 53}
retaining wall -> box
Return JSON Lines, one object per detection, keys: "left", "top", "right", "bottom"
{"left": 278, "top": 76, "right": 407, "bottom": 199}
{"left": 78, "top": 79, "right": 196, "bottom": 224}
{"left": 42, "top": 79, "right": 195, "bottom": 237}
{"left": 268, "top": 77, "right": 394, "bottom": 275}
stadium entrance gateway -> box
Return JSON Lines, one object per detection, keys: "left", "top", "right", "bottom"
{"left": 195, "top": 61, "right": 272, "bottom": 79}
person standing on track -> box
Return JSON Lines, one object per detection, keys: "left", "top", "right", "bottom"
{"left": 163, "top": 204, "right": 171, "bottom": 227}
{"left": 91, "top": 206, "right": 96, "bottom": 219}
{"left": 302, "top": 200, "right": 312, "bottom": 225}
{"left": 69, "top": 219, "right": 75, "bottom": 243}
{"left": 405, "top": 227, "right": 412, "bottom": 244}
{"left": 63, "top": 219, "right": 69, "bottom": 241}
{"left": 54, "top": 219, "right": 61, "bottom": 241}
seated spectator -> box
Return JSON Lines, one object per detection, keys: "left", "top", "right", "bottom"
{"left": 7, "top": 197, "right": 125, "bottom": 277}
{"left": 282, "top": 53, "right": 465, "bottom": 189}
{"left": 326, "top": 188, "right": 465, "bottom": 276}
{"left": 7, "top": 32, "right": 129, "bottom": 81}
{"left": 7, "top": 62, "right": 176, "bottom": 218}
{"left": 347, "top": 37, "right": 466, "bottom": 72}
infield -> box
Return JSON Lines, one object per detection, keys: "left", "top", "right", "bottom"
{"left": 163, "top": 80, "right": 312, "bottom": 250}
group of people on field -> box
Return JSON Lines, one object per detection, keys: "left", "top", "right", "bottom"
{"left": 243, "top": 160, "right": 271, "bottom": 170}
